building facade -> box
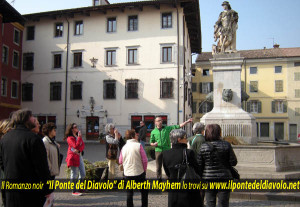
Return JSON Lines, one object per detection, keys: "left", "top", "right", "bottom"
{"left": 21, "top": 0, "right": 201, "bottom": 140}
{"left": 0, "top": 0, "right": 25, "bottom": 120}
{"left": 194, "top": 47, "right": 300, "bottom": 141}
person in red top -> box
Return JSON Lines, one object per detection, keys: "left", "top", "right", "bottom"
{"left": 64, "top": 123, "right": 85, "bottom": 196}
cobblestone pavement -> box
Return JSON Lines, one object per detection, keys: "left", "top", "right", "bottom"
{"left": 54, "top": 191, "right": 300, "bottom": 207}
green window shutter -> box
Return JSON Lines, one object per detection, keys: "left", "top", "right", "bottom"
{"left": 246, "top": 102, "right": 250, "bottom": 112}
{"left": 199, "top": 103, "right": 203, "bottom": 113}
{"left": 210, "top": 82, "right": 214, "bottom": 92}
{"left": 283, "top": 101, "right": 287, "bottom": 113}
{"left": 271, "top": 101, "right": 275, "bottom": 113}
{"left": 208, "top": 102, "right": 214, "bottom": 112}
{"left": 258, "top": 101, "right": 262, "bottom": 113}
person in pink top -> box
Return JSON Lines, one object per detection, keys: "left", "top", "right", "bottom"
{"left": 64, "top": 123, "right": 85, "bottom": 196}
{"left": 119, "top": 129, "right": 148, "bottom": 207}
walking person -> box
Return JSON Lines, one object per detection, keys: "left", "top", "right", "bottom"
{"left": 64, "top": 123, "right": 85, "bottom": 196}
{"left": 119, "top": 129, "right": 148, "bottom": 207}
{"left": 197, "top": 124, "right": 237, "bottom": 207}
{"left": 150, "top": 116, "right": 193, "bottom": 180}
{"left": 105, "top": 123, "right": 121, "bottom": 179}
{"left": 138, "top": 121, "right": 147, "bottom": 149}
{"left": 162, "top": 129, "right": 202, "bottom": 207}
{"left": 0, "top": 109, "right": 51, "bottom": 207}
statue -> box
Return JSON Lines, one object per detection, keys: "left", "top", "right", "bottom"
{"left": 222, "top": 89, "right": 233, "bottom": 102}
{"left": 213, "top": 1, "right": 238, "bottom": 54}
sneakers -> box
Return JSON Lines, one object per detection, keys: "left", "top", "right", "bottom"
{"left": 72, "top": 192, "right": 83, "bottom": 196}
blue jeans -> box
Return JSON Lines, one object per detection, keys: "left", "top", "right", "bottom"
{"left": 78, "top": 155, "right": 86, "bottom": 179}
{"left": 70, "top": 155, "right": 86, "bottom": 192}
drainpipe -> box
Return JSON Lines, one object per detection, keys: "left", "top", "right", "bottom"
{"left": 243, "top": 59, "right": 247, "bottom": 110}
{"left": 64, "top": 17, "right": 70, "bottom": 131}
{"left": 176, "top": 1, "right": 180, "bottom": 125}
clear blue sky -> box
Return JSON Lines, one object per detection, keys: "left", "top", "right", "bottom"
{"left": 9, "top": 0, "right": 300, "bottom": 53}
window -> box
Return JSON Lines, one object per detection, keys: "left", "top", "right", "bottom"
{"left": 107, "top": 17, "right": 116, "bottom": 33}
{"left": 250, "top": 81, "right": 258, "bottom": 92}
{"left": 250, "top": 67, "right": 257, "bottom": 74}
{"left": 53, "top": 54, "right": 62, "bottom": 69}
{"left": 128, "top": 15, "right": 138, "bottom": 31}
{"left": 50, "top": 82, "right": 62, "bottom": 101}
{"left": 259, "top": 123, "right": 269, "bottom": 137}
{"left": 106, "top": 50, "right": 116, "bottom": 66}
{"left": 295, "top": 89, "right": 300, "bottom": 98}
{"left": 162, "top": 13, "right": 172, "bottom": 28}
{"left": 23, "top": 53, "right": 34, "bottom": 71}
{"left": 272, "top": 100, "right": 287, "bottom": 113}
{"left": 2, "top": 46, "right": 8, "bottom": 64}
{"left": 12, "top": 51, "right": 19, "bottom": 68}
{"left": 275, "top": 66, "right": 282, "bottom": 73}
{"left": 22, "top": 83, "right": 33, "bottom": 101}
{"left": 1, "top": 77, "right": 7, "bottom": 97}
{"left": 73, "top": 52, "right": 82, "bottom": 67}
{"left": 162, "top": 47, "right": 172, "bottom": 63}
{"left": 203, "top": 69, "right": 210, "bottom": 76}
{"left": 26, "top": 26, "right": 35, "bottom": 40}
{"left": 55, "top": 23, "right": 63, "bottom": 37}
{"left": 11, "top": 81, "right": 18, "bottom": 99}
{"left": 247, "top": 100, "right": 261, "bottom": 113}
{"left": 128, "top": 48, "right": 137, "bottom": 64}
{"left": 125, "top": 79, "right": 138, "bottom": 99}
{"left": 103, "top": 80, "right": 116, "bottom": 99}
{"left": 192, "top": 102, "right": 197, "bottom": 113}
{"left": 200, "top": 82, "right": 213, "bottom": 94}
{"left": 294, "top": 72, "right": 300, "bottom": 81}
{"left": 192, "top": 83, "right": 197, "bottom": 92}
{"left": 74, "top": 21, "right": 83, "bottom": 35}
{"left": 70, "top": 81, "right": 82, "bottom": 100}
{"left": 275, "top": 80, "right": 283, "bottom": 92}
{"left": 296, "top": 108, "right": 300, "bottom": 116}
{"left": 160, "top": 78, "right": 173, "bottom": 98}
{"left": 294, "top": 62, "right": 300, "bottom": 67}
{"left": 13, "top": 29, "right": 20, "bottom": 45}
{"left": 199, "top": 102, "right": 213, "bottom": 114}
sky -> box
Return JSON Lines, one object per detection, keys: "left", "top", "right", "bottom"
{"left": 8, "top": 0, "right": 300, "bottom": 53}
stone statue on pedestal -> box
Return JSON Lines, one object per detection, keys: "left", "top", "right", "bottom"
{"left": 213, "top": 1, "right": 238, "bottom": 54}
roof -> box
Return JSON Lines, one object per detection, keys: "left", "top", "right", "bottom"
{"left": 0, "top": 0, "right": 25, "bottom": 24}
{"left": 196, "top": 47, "right": 300, "bottom": 62}
{"left": 22, "top": 0, "right": 201, "bottom": 53}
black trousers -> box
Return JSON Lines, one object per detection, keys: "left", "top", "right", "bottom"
{"left": 205, "top": 189, "right": 230, "bottom": 207}
{"left": 125, "top": 172, "right": 148, "bottom": 207}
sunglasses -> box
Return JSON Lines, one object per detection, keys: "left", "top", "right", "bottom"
{"left": 73, "top": 126, "right": 78, "bottom": 129}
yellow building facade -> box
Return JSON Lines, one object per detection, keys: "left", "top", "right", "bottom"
{"left": 194, "top": 47, "right": 300, "bottom": 141}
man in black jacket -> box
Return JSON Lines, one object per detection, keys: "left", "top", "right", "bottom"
{"left": 138, "top": 121, "right": 147, "bottom": 149}
{"left": 0, "top": 109, "right": 51, "bottom": 207}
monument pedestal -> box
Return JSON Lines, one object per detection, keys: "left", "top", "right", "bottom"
{"left": 200, "top": 53, "right": 257, "bottom": 144}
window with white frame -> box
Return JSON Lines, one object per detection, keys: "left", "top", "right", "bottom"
{"left": 13, "top": 28, "right": 20, "bottom": 45}
{"left": 74, "top": 21, "right": 83, "bottom": 35}
{"left": 107, "top": 17, "right": 116, "bottom": 33}
{"left": 2, "top": 45, "right": 8, "bottom": 64}
{"left": 250, "top": 67, "right": 257, "bottom": 74}
{"left": 201, "top": 82, "right": 213, "bottom": 94}
{"left": 295, "top": 72, "right": 300, "bottom": 81}
{"left": 199, "top": 102, "right": 213, "bottom": 114}
{"left": 272, "top": 100, "right": 287, "bottom": 113}
{"left": 106, "top": 50, "right": 116, "bottom": 66}
{"left": 11, "top": 81, "right": 18, "bottom": 99}
{"left": 275, "top": 66, "right": 282, "bottom": 73}
{"left": 12, "top": 50, "right": 19, "bottom": 68}
{"left": 250, "top": 81, "right": 258, "bottom": 92}
{"left": 162, "top": 47, "right": 172, "bottom": 63}
{"left": 127, "top": 48, "right": 138, "bottom": 64}
{"left": 1, "top": 77, "right": 7, "bottom": 97}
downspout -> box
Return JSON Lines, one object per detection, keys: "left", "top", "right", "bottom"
{"left": 183, "top": 16, "right": 186, "bottom": 125}
{"left": 176, "top": 1, "right": 180, "bottom": 125}
{"left": 244, "top": 59, "right": 247, "bottom": 110}
{"left": 64, "top": 17, "right": 70, "bottom": 131}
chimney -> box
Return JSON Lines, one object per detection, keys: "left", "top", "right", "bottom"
{"left": 273, "top": 43, "right": 280, "bottom": 49}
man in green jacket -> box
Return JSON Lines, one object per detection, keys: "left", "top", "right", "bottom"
{"left": 150, "top": 116, "right": 193, "bottom": 179}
